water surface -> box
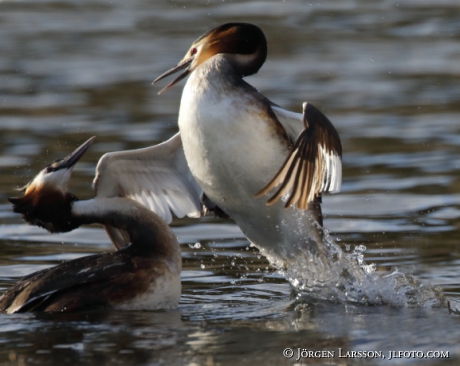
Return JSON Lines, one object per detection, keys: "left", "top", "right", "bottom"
{"left": 1, "top": 0, "right": 460, "bottom": 364}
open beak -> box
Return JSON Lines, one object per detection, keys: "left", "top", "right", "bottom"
{"left": 52, "top": 136, "right": 96, "bottom": 172}
{"left": 152, "top": 56, "right": 194, "bottom": 95}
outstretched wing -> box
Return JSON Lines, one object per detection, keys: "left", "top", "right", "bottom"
{"left": 94, "top": 133, "right": 203, "bottom": 248}
{"left": 256, "top": 102, "right": 342, "bottom": 210}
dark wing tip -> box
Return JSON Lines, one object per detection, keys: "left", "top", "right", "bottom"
{"left": 303, "top": 102, "right": 342, "bottom": 157}
{"left": 256, "top": 103, "right": 342, "bottom": 210}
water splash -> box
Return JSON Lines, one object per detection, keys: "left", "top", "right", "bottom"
{"left": 276, "top": 209, "right": 445, "bottom": 307}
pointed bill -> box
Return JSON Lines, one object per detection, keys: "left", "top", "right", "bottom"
{"left": 152, "top": 57, "right": 194, "bottom": 95}
{"left": 51, "top": 137, "right": 96, "bottom": 172}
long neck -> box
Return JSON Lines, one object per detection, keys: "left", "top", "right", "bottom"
{"left": 72, "top": 198, "right": 179, "bottom": 257}
{"left": 194, "top": 55, "right": 261, "bottom": 97}
{"left": 224, "top": 46, "right": 266, "bottom": 78}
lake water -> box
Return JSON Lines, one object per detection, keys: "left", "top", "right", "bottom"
{"left": 1, "top": 0, "right": 460, "bottom": 364}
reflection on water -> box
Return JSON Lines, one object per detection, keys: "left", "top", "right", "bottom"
{"left": 1, "top": 0, "right": 460, "bottom": 364}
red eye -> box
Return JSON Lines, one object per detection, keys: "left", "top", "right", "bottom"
{"left": 191, "top": 48, "right": 197, "bottom": 55}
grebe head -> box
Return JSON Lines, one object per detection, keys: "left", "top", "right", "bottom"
{"left": 9, "top": 137, "right": 95, "bottom": 232}
{"left": 153, "top": 23, "right": 267, "bottom": 94}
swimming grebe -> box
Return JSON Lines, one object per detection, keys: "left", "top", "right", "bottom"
{"left": 0, "top": 138, "right": 181, "bottom": 313}
{"left": 152, "top": 23, "right": 342, "bottom": 267}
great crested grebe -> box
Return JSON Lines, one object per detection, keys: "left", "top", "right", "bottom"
{"left": 152, "top": 23, "right": 342, "bottom": 266}
{"left": 0, "top": 138, "right": 181, "bottom": 313}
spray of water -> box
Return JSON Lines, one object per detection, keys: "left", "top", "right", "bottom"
{"left": 276, "top": 208, "right": 445, "bottom": 307}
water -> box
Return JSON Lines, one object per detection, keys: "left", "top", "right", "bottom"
{"left": 1, "top": 0, "right": 460, "bottom": 364}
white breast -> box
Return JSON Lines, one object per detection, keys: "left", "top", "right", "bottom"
{"left": 178, "top": 57, "right": 287, "bottom": 207}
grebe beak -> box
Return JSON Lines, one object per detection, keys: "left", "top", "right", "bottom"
{"left": 152, "top": 56, "right": 194, "bottom": 95}
{"left": 49, "top": 136, "right": 96, "bottom": 172}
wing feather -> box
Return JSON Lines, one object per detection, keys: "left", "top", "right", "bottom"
{"left": 94, "top": 132, "right": 202, "bottom": 221}
{"left": 0, "top": 251, "right": 131, "bottom": 313}
{"left": 93, "top": 133, "right": 203, "bottom": 248}
{"left": 256, "top": 102, "right": 342, "bottom": 210}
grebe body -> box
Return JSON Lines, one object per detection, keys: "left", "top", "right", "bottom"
{"left": 0, "top": 138, "right": 181, "bottom": 313}
{"left": 154, "top": 23, "right": 342, "bottom": 265}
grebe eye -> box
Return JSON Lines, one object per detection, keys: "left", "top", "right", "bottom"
{"left": 191, "top": 48, "right": 197, "bottom": 55}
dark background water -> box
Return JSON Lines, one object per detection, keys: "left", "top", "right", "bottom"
{"left": 1, "top": 0, "right": 460, "bottom": 364}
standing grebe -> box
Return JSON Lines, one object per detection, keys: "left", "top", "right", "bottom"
{"left": 151, "top": 23, "right": 342, "bottom": 267}
{"left": 0, "top": 138, "right": 181, "bottom": 313}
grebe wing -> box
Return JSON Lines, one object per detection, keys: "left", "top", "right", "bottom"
{"left": 257, "top": 103, "right": 342, "bottom": 209}
{"left": 94, "top": 133, "right": 204, "bottom": 249}
{"left": 0, "top": 251, "right": 139, "bottom": 313}
{"left": 270, "top": 105, "right": 304, "bottom": 141}
{"left": 94, "top": 133, "right": 202, "bottom": 222}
